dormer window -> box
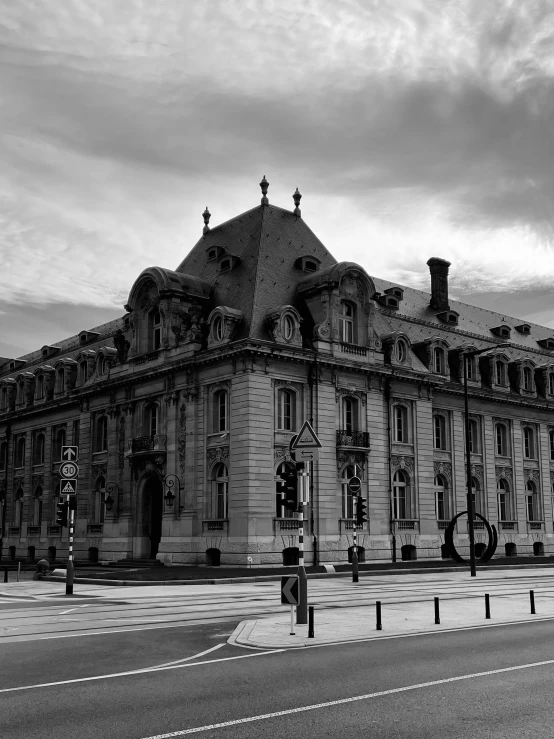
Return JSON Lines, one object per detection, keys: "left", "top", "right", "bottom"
{"left": 495, "top": 360, "right": 506, "bottom": 386}
{"left": 537, "top": 338, "right": 554, "bottom": 350}
{"left": 523, "top": 366, "right": 533, "bottom": 391}
{"left": 339, "top": 301, "right": 355, "bottom": 344}
{"left": 384, "top": 287, "right": 404, "bottom": 300}
{"left": 295, "top": 256, "right": 321, "bottom": 273}
{"left": 206, "top": 245, "right": 225, "bottom": 262}
{"left": 149, "top": 308, "right": 162, "bottom": 351}
{"left": 491, "top": 325, "right": 511, "bottom": 339}
{"left": 396, "top": 340, "right": 407, "bottom": 363}
{"left": 79, "top": 330, "right": 100, "bottom": 345}
{"left": 380, "top": 295, "right": 399, "bottom": 309}
{"left": 433, "top": 347, "right": 445, "bottom": 374}
{"left": 516, "top": 324, "right": 531, "bottom": 335}
{"left": 220, "top": 259, "right": 231, "bottom": 272}
{"left": 41, "top": 345, "right": 61, "bottom": 359}
{"left": 437, "top": 310, "right": 459, "bottom": 325}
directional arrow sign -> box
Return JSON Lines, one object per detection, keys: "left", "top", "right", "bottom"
{"left": 60, "top": 461, "right": 79, "bottom": 479}
{"left": 60, "top": 479, "right": 77, "bottom": 496}
{"left": 281, "top": 575, "right": 299, "bottom": 605}
{"left": 61, "top": 446, "right": 78, "bottom": 461}
{"left": 290, "top": 420, "right": 322, "bottom": 450}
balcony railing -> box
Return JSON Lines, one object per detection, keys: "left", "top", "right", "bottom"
{"left": 202, "top": 519, "right": 228, "bottom": 533}
{"left": 27, "top": 526, "right": 41, "bottom": 536}
{"left": 500, "top": 521, "right": 516, "bottom": 530}
{"left": 529, "top": 521, "right": 543, "bottom": 530}
{"left": 8, "top": 527, "right": 20, "bottom": 536}
{"left": 395, "top": 520, "right": 419, "bottom": 531}
{"left": 336, "top": 430, "right": 370, "bottom": 448}
{"left": 339, "top": 343, "right": 367, "bottom": 357}
{"left": 87, "top": 524, "right": 104, "bottom": 535}
{"left": 437, "top": 520, "right": 449, "bottom": 529}
{"left": 127, "top": 434, "right": 167, "bottom": 455}
{"left": 47, "top": 525, "right": 61, "bottom": 536}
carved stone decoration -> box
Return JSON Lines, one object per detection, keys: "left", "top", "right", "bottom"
{"left": 337, "top": 450, "right": 367, "bottom": 472}
{"left": 171, "top": 304, "right": 206, "bottom": 347}
{"left": 164, "top": 391, "right": 179, "bottom": 405}
{"left": 108, "top": 404, "right": 119, "bottom": 419}
{"left": 207, "top": 446, "right": 230, "bottom": 470}
{"left": 0, "top": 478, "right": 5, "bottom": 495}
{"left": 433, "top": 461, "right": 452, "bottom": 484}
{"left": 51, "top": 472, "right": 61, "bottom": 486}
{"left": 524, "top": 469, "right": 541, "bottom": 485}
{"left": 495, "top": 466, "right": 513, "bottom": 486}
{"left": 207, "top": 306, "right": 243, "bottom": 347}
{"left": 340, "top": 274, "right": 365, "bottom": 306}
{"left": 31, "top": 474, "right": 43, "bottom": 490}
{"left": 265, "top": 305, "right": 303, "bottom": 347}
{"left": 470, "top": 464, "right": 484, "bottom": 485}
{"left": 119, "top": 416, "right": 125, "bottom": 470}
{"left": 178, "top": 404, "right": 186, "bottom": 473}
{"left": 313, "top": 293, "right": 331, "bottom": 341}
{"left": 391, "top": 456, "right": 414, "bottom": 475}
{"left": 335, "top": 388, "right": 367, "bottom": 406}
{"left": 13, "top": 476, "right": 24, "bottom": 492}
{"left": 92, "top": 464, "right": 107, "bottom": 481}
{"left": 113, "top": 329, "right": 130, "bottom": 364}
{"left": 274, "top": 446, "right": 294, "bottom": 466}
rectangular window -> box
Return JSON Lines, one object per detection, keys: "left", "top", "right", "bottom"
{"left": 527, "top": 495, "right": 534, "bottom": 522}
{"left": 435, "top": 491, "right": 445, "bottom": 520}
{"left": 498, "top": 493, "right": 507, "bottom": 521}
{"left": 213, "top": 392, "right": 228, "bottom": 433}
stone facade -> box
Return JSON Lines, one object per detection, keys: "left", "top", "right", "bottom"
{"left": 1, "top": 180, "right": 554, "bottom": 566}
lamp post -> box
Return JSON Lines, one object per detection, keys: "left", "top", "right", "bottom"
{"left": 164, "top": 474, "right": 182, "bottom": 512}
{"left": 463, "top": 343, "right": 511, "bottom": 576}
{"left": 104, "top": 482, "right": 119, "bottom": 515}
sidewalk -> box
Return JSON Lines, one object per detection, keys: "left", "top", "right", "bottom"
{"left": 229, "top": 591, "right": 554, "bottom": 649}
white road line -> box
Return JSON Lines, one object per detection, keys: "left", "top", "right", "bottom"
{"left": 0, "top": 650, "right": 285, "bottom": 693}
{"left": 139, "top": 658, "right": 554, "bottom": 738}
{"left": 151, "top": 644, "right": 225, "bottom": 669}
{"left": 58, "top": 605, "right": 90, "bottom": 615}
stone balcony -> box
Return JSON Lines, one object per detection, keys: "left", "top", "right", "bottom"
{"left": 336, "top": 430, "right": 370, "bottom": 449}
{"left": 126, "top": 434, "right": 167, "bottom": 457}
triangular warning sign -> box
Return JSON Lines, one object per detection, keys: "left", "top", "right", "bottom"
{"left": 61, "top": 480, "right": 76, "bottom": 494}
{"left": 291, "top": 420, "right": 322, "bottom": 449}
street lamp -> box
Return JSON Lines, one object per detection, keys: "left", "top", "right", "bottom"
{"left": 164, "top": 474, "right": 182, "bottom": 512}
{"left": 463, "top": 342, "right": 511, "bottom": 576}
{"left": 104, "top": 482, "right": 120, "bottom": 514}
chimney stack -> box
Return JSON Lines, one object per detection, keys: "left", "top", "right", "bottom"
{"left": 427, "top": 257, "right": 451, "bottom": 312}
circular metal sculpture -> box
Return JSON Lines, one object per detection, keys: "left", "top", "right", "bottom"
{"left": 444, "top": 511, "right": 498, "bottom": 563}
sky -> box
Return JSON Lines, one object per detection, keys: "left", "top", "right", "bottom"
{"left": 1, "top": 0, "right": 554, "bottom": 358}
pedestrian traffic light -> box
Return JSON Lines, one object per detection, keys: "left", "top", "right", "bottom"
{"left": 56, "top": 500, "right": 68, "bottom": 527}
{"left": 356, "top": 496, "right": 367, "bottom": 526}
{"left": 68, "top": 496, "right": 77, "bottom": 511}
{"left": 278, "top": 461, "right": 299, "bottom": 512}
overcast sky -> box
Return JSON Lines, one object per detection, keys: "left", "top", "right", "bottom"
{"left": 1, "top": 0, "right": 554, "bottom": 358}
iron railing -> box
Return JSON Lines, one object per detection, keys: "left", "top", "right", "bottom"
{"left": 336, "top": 430, "right": 370, "bottom": 448}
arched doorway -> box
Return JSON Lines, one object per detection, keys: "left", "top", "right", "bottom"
{"left": 140, "top": 475, "right": 163, "bottom": 558}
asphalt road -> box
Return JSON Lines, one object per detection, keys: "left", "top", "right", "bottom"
{"left": 2, "top": 619, "right": 554, "bottom": 738}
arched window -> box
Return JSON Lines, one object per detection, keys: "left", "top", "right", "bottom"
{"left": 282, "top": 314, "right": 295, "bottom": 342}
{"left": 15, "top": 436, "right": 25, "bottom": 468}
{"left": 433, "top": 414, "right": 446, "bottom": 450}
{"left": 434, "top": 475, "right": 448, "bottom": 521}
{"left": 56, "top": 367, "right": 65, "bottom": 394}
{"left": 33, "top": 433, "right": 45, "bottom": 466}
{"left": 210, "top": 463, "right": 228, "bottom": 519}
{"left": 468, "top": 418, "right": 479, "bottom": 454}
{"left": 277, "top": 389, "right": 296, "bottom": 431}
{"left": 149, "top": 308, "right": 162, "bottom": 351}
{"left": 523, "top": 427, "right": 535, "bottom": 459}
{"left": 145, "top": 404, "right": 158, "bottom": 437}
{"left": 526, "top": 480, "right": 540, "bottom": 522}
{"left": 393, "top": 405, "right": 408, "bottom": 443}
{"left": 523, "top": 366, "right": 532, "bottom": 391}
{"left": 276, "top": 461, "right": 294, "bottom": 519}
{"left": 0, "top": 441, "right": 7, "bottom": 471}
{"left": 495, "top": 360, "right": 506, "bottom": 386}
{"left": 342, "top": 397, "right": 358, "bottom": 434}
{"left": 497, "top": 478, "right": 510, "bottom": 521}
{"left": 95, "top": 476, "right": 106, "bottom": 524}
{"left": 53, "top": 427, "right": 66, "bottom": 461}
{"left": 212, "top": 390, "right": 228, "bottom": 433}
{"left": 392, "top": 469, "right": 412, "bottom": 519}
{"left": 341, "top": 464, "right": 359, "bottom": 519}
{"left": 338, "top": 301, "right": 355, "bottom": 344}
{"left": 94, "top": 416, "right": 108, "bottom": 452}
{"left": 433, "top": 347, "right": 445, "bottom": 374}
{"left": 212, "top": 315, "right": 224, "bottom": 343}
{"left": 495, "top": 423, "right": 507, "bottom": 456}
{"left": 35, "top": 375, "right": 44, "bottom": 400}
{"left": 79, "top": 361, "right": 88, "bottom": 385}
{"left": 14, "top": 488, "right": 24, "bottom": 526}
{"left": 97, "top": 355, "right": 106, "bottom": 377}
{"left": 471, "top": 477, "right": 483, "bottom": 517}
{"left": 396, "top": 340, "right": 407, "bottom": 363}
{"left": 33, "top": 487, "right": 43, "bottom": 526}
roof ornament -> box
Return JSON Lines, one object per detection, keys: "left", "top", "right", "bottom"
{"left": 293, "top": 187, "right": 302, "bottom": 217}
{"left": 260, "top": 175, "right": 269, "bottom": 205}
{"left": 202, "top": 206, "right": 211, "bottom": 234}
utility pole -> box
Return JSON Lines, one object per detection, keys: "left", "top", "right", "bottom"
{"left": 296, "top": 465, "right": 309, "bottom": 624}
{"left": 66, "top": 497, "right": 76, "bottom": 595}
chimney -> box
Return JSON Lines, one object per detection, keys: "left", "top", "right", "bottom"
{"left": 427, "top": 257, "right": 451, "bottom": 312}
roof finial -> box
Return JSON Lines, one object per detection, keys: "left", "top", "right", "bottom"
{"left": 293, "top": 187, "right": 302, "bottom": 217}
{"left": 260, "top": 175, "right": 269, "bottom": 206}
{"left": 202, "top": 206, "right": 211, "bottom": 234}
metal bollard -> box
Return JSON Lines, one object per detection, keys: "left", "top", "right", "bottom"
{"left": 17, "top": 562, "right": 20, "bottom": 583}
{"left": 376, "top": 600, "right": 382, "bottom": 631}
{"left": 530, "top": 590, "right": 536, "bottom": 615}
{"left": 3, "top": 568, "right": 7, "bottom": 583}
{"left": 485, "top": 593, "right": 490, "bottom": 619}
{"left": 434, "top": 596, "right": 440, "bottom": 625}
{"left": 308, "top": 606, "right": 314, "bottom": 638}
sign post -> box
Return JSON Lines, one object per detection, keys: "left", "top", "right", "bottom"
{"left": 290, "top": 421, "right": 321, "bottom": 625}
{"left": 61, "top": 446, "right": 78, "bottom": 596}
{"left": 348, "top": 472, "right": 362, "bottom": 583}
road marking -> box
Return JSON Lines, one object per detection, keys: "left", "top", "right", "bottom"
{"left": 151, "top": 644, "right": 225, "bottom": 669}
{"left": 58, "top": 605, "right": 91, "bottom": 615}
{"left": 0, "top": 649, "right": 285, "bottom": 693}
{"left": 139, "top": 658, "right": 554, "bottom": 737}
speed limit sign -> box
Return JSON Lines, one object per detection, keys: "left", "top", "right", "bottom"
{"left": 60, "top": 461, "right": 79, "bottom": 479}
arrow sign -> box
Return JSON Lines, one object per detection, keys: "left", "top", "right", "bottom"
{"left": 61, "top": 446, "right": 78, "bottom": 461}
{"left": 290, "top": 420, "right": 322, "bottom": 450}
{"left": 61, "top": 479, "right": 77, "bottom": 496}
{"left": 281, "top": 576, "right": 299, "bottom": 605}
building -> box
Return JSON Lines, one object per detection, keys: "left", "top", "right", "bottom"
{"left": 1, "top": 177, "right": 554, "bottom": 566}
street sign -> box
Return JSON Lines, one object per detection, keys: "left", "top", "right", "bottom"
{"left": 297, "top": 448, "right": 319, "bottom": 462}
{"left": 60, "top": 461, "right": 79, "bottom": 479}
{"left": 291, "top": 420, "right": 322, "bottom": 450}
{"left": 61, "top": 446, "right": 78, "bottom": 461}
{"left": 60, "top": 479, "right": 77, "bottom": 496}
{"left": 281, "top": 575, "right": 299, "bottom": 605}
{"left": 348, "top": 476, "right": 362, "bottom": 495}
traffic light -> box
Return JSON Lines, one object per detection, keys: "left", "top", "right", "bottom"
{"left": 68, "top": 496, "right": 77, "bottom": 511}
{"left": 356, "top": 496, "right": 367, "bottom": 526}
{"left": 278, "top": 461, "right": 299, "bottom": 512}
{"left": 56, "top": 500, "right": 68, "bottom": 527}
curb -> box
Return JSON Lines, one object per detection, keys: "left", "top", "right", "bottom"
{"left": 45, "top": 561, "right": 554, "bottom": 588}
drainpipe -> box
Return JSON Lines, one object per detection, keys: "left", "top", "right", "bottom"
{"left": 308, "top": 356, "right": 319, "bottom": 567}
{"left": 384, "top": 377, "right": 396, "bottom": 562}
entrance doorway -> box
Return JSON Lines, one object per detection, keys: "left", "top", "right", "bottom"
{"left": 142, "top": 476, "right": 163, "bottom": 558}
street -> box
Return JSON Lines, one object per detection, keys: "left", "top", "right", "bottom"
{"left": 1, "top": 569, "right": 554, "bottom": 737}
